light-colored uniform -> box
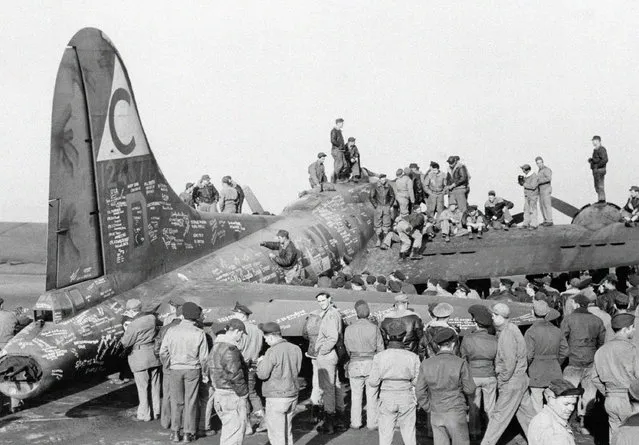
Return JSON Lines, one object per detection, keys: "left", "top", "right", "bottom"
{"left": 424, "top": 170, "right": 447, "bottom": 218}
{"left": 528, "top": 405, "right": 576, "bottom": 445}
{"left": 395, "top": 175, "right": 415, "bottom": 218}
{"left": 315, "top": 305, "right": 343, "bottom": 415}
{"left": 522, "top": 172, "right": 539, "bottom": 228}
{"left": 537, "top": 166, "right": 553, "bottom": 224}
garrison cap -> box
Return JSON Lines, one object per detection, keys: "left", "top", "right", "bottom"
{"left": 409, "top": 163, "right": 419, "bottom": 169}
{"left": 615, "top": 293, "right": 630, "bottom": 306}
{"left": 366, "top": 275, "right": 377, "bottom": 285}
{"left": 520, "top": 164, "right": 531, "bottom": 170}
{"left": 577, "top": 277, "right": 593, "bottom": 290}
{"left": 541, "top": 275, "right": 552, "bottom": 285}
{"left": 351, "top": 275, "right": 365, "bottom": 286}
{"left": 396, "top": 168, "right": 404, "bottom": 177}
{"left": 126, "top": 298, "right": 142, "bottom": 311}
{"left": 186, "top": 182, "right": 194, "bottom": 189}
{"left": 377, "top": 275, "right": 387, "bottom": 285}
{"left": 546, "top": 308, "right": 561, "bottom": 322}
{"left": 432, "top": 302, "right": 453, "bottom": 318}
{"left": 347, "top": 137, "right": 356, "bottom": 142}
{"left": 376, "top": 283, "right": 388, "bottom": 292}
{"left": 468, "top": 205, "right": 478, "bottom": 211}
{"left": 468, "top": 304, "right": 493, "bottom": 326}
{"left": 573, "top": 294, "right": 591, "bottom": 308}
{"left": 222, "top": 175, "right": 232, "bottom": 184}
{"left": 389, "top": 281, "right": 402, "bottom": 293}
{"left": 226, "top": 318, "right": 247, "bottom": 333}
{"left": 611, "top": 313, "right": 635, "bottom": 330}
{"left": 336, "top": 118, "right": 344, "bottom": 123}
{"left": 168, "top": 296, "right": 185, "bottom": 307}
{"left": 343, "top": 282, "right": 353, "bottom": 290}
{"left": 490, "top": 302, "right": 510, "bottom": 318}
{"left": 446, "top": 156, "right": 457, "bottom": 164}
{"left": 592, "top": 135, "right": 601, "bottom": 141}
{"left": 457, "top": 283, "right": 470, "bottom": 293}
{"left": 317, "top": 152, "right": 327, "bottom": 158}
{"left": 259, "top": 322, "right": 281, "bottom": 334}
{"left": 630, "top": 186, "right": 639, "bottom": 192}
{"left": 232, "top": 302, "right": 252, "bottom": 316}
{"left": 533, "top": 299, "right": 550, "bottom": 317}
{"left": 431, "top": 327, "right": 456, "bottom": 345}
{"left": 361, "top": 270, "right": 371, "bottom": 275}
{"left": 394, "top": 293, "right": 409, "bottom": 303}
{"left": 488, "top": 190, "right": 496, "bottom": 196}
{"left": 500, "top": 278, "right": 514, "bottom": 287}
{"left": 182, "top": 302, "right": 202, "bottom": 321}
{"left": 430, "top": 161, "right": 440, "bottom": 169}
{"left": 355, "top": 300, "right": 370, "bottom": 318}
{"left": 392, "top": 270, "right": 407, "bottom": 281}
{"left": 548, "top": 379, "right": 584, "bottom": 397}
{"left": 276, "top": 229, "right": 289, "bottom": 238}
{"left": 385, "top": 319, "right": 407, "bottom": 337}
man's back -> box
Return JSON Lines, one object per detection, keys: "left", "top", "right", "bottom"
{"left": 238, "top": 321, "right": 263, "bottom": 363}
{"left": 417, "top": 351, "right": 475, "bottom": 413}
{"left": 0, "top": 310, "right": 18, "bottom": 347}
{"left": 257, "top": 339, "right": 302, "bottom": 398}
{"left": 368, "top": 347, "right": 420, "bottom": 391}
{"left": 160, "top": 320, "right": 207, "bottom": 370}
{"left": 560, "top": 309, "right": 606, "bottom": 367}
{"left": 344, "top": 318, "right": 384, "bottom": 357}
{"left": 460, "top": 328, "right": 497, "bottom": 378}
{"left": 593, "top": 337, "right": 639, "bottom": 391}
{"left": 495, "top": 322, "right": 528, "bottom": 382}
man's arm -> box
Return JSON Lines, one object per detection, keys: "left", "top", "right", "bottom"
{"left": 198, "top": 332, "right": 209, "bottom": 373}
{"left": 273, "top": 244, "right": 297, "bottom": 268}
{"left": 524, "top": 330, "right": 535, "bottom": 364}
{"left": 309, "top": 163, "right": 319, "bottom": 186}
{"left": 369, "top": 187, "right": 378, "bottom": 208}
{"left": 408, "top": 178, "right": 415, "bottom": 203}
{"left": 596, "top": 319, "right": 606, "bottom": 349}
{"left": 414, "top": 362, "right": 431, "bottom": 412}
{"left": 119, "top": 324, "right": 135, "bottom": 350}
{"left": 159, "top": 331, "right": 171, "bottom": 368}
{"left": 367, "top": 355, "right": 382, "bottom": 388}
{"left": 460, "top": 360, "right": 477, "bottom": 396}
{"left": 224, "top": 347, "right": 249, "bottom": 397}
{"left": 591, "top": 356, "right": 605, "bottom": 395}
{"left": 376, "top": 327, "right": 385, "bottom": 352}
{"left": 558, "top": 334, "right": 569, "bottom": 364}
{"left": 256, "top": 349, "right": 274, "bottom": 381}
{"left": 388, "top": 187, "right": 396, "bottom": 207}
{"left": 316, "top": 311, "right": 340, "bottom": 356}
{"left": 496, "top": 335, "right": 518, "bottom": 385}
{"left": 260, "top": 241, "right": 280, "bottom": 251}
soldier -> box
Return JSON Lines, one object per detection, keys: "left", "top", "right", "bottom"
{"left": 157, "top": 300, "right": 184, "bottom": 430}
{"left": 346, "top": 137, "right": 361, "bottom": 181}
{"left": 561, "top": 277, "right": 582, "bottom": 317}
{"left": 232, "top": 302, "right": 265, "bottom": 435}
{"left": 527, "top": 379, "right": 584, "bottom": 445}
{"left": 229, "top": 177, "right": 245, "bottom": 213}
{"left": 420, "top": 302, "right": 458, "bottom": 360}
{"left": 344, "top": 300, "right": 384, "bottom": 430}
{"left": 525, "top": 300, "right": 569, "bottom": 412}
{"left": 160, "top": 302, "right": 210, "bottom": 443}
{"left": 313, "top": 292, "right": 347, "bottom": 434}
{"left": 463, "top": 205, "right": 486, "bottom": 240}
{"left": 454, "top": 282, "right": 478, "bottom": 299}
{"left": 192, "top": 174, "right": 219, "bottom": 213}
{"left": 588, "top": 135, "right": 608, "bottom": 203}
{"left": 382, "top": 211, "right": 425, "bottom": 260}
{"left": 487, "top": 278, "right": 517, "bottom": 302}
{"left": 0, "top": 298, "right": 23, "bottom": 414}
{"left": 256, "top": 322, "right": 302, "bottom": 445}
{"left": 535, "top": 156, "right": 554, "bottom": 226}
{"left": 210, "top": 319, "right": 249, "bottom": 445}
{"left": 519, "top": 164, "right": 539, "bottom": 230}
{"left": 368, "top": 319, "right": 421, "bottom": 445}
{"left": 416, "top": 327, "right": 476, "bottom": 445}
{"left": 301, "top": 307, "right": 324, "bottom": 422}
{"left": 480, "top": 303, "right": 537, "bottom": 445}
{"left": 219, "top": 176, "right": 239, "bottom": 214}
{"left": 120, "top": 299, "right": 161, "bottom": 422}
{"left": 621, "top": 186, "right": 639, "bottom": 227}
{"left": 438, "top": 202, "right": 464, "bottom": 242}
{"left": 260, "top": 230, "right": 300, "bottom": 283}
{"left": 484, "top": 190, "right": 514, "bottom": 230}
{"left": 423, "top": 161, "right": 447, "bottom": 218}
{"left": 408, "top": 163, "right": 424, "bottom": 207}
{"left": 395, "top": 168, "right": 415, "bottom": 218}
{"left": 461, "top": 305, "right": 498, "bottom": 440}
{"left": 598, "top": 274, "right": 628, "bottom": 316}
{"left": 592, "top": 313, "right": 639, "bottom": 440}
{"left": 308, "top": 152, "right": 328, "bottom": 189}
{"left": 436, "top": 279, "right": 453, "bottom": 297}
{"left": 330, "top": 118, "right": 347, "bottom": 183}
{"left": 560, "top": 294, "right": 606, "bottom": 432}
{"left": 615, "top": 380, "right": 639, "bottom": 445}
{"left": 179, "top": 182, "right": 196, "bottom": 208}
{"left": 369, "top": 174, "right": 396, "bottom": 247}
{"left": 446, "top": 156, "right": 470, "bottom": 213}
{"left": 380, "top": 294, "right": 424, "bottom": 354}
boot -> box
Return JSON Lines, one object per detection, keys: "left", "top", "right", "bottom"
{"left": 334, "top": 412, "right": 349, "bottom": 432}
{"left": 317, "top": 413, "right": 335, "bottom": 434}
{"left": 468, "top": 232, "right": 474, "bottom": 240}
{"left": 310, "top": 405, "right": 323, "bottom": 424}
{"left": 409, "top": 248, "right": 422, "bottom": 260}
{"left": 375, "top": 233, "right": 382, "bottom": 247}
{"left": 477, "top": 231, "right": 483, "bottom": 239}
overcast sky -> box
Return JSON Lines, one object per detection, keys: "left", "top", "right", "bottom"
{"left": 2, "top": 1, "right": 639, "bottom": 223}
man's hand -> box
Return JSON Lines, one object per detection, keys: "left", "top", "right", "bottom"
{"left": 259, "top": 242, "right": 266, "bottom": 247}
{"left": 269, "top": 253, "right": 276, "bottom": 259}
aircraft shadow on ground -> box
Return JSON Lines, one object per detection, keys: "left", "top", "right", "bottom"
{"left": 65, "top": 384, "right": 136, "bottom": 419}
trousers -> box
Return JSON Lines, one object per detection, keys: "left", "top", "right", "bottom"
{"left": 480, "top": 375, "right": 536, "bottom": 445}
{"left": 198, "top": 202, "right": 218, "bottom": 213}
{"left": 170, "top": 368, "right": 201, "bottom": 434}
{"left": 439, "top": 219, "right": 461, "bottom": 237}
{"left": 316, "top": 350, "right": 341, "bottom": 414}
{"left": 449, "top": 187, "right": 468, "bottom": 212}
{"left": 604, "top": 393, "right": 639, "bottom": 441}
{"left": 197, "top": 381, "right": 216, "bottom": 432}
{"left": 310, "top": 359, "right": 323, "bottom": 406}
{"left": 247, "top": 369, "right": 263, "bottom": 414}
{"left": 161, "top": 367, "right": 172, "bottom": 429}
{"left": 593, "top": 168, "right": 606, "bottom": 202}
{"left": 396, "top": 195, "right": 411, "bottom": 218}
{"left": 529, "top": 387, "right": 545, "bottom": 414}
{"left": 133, "top": 367, "right": 161, "bottom": 421}
{"left": 214, "top": 390, "right": 247, "bottom": 445}
{"left": 469, "top": 376, "right": 497, "bottom": 438}
{"left": 431, "top": 411, "right": 470, "bottom": 445}
{"left": 331, "top": 148, "right": 347, "bottom": 182}
{"left": 426, "top": 193, "right": 445, "bottom": 218}
{"left": 265, "top": 396, "right": 297, "bottom": 445}
{"left": 373, "top": 206, "right": 392, "bottom": 235}
{"left": 523, "top": 194, "right": 538, "bottom": 227}
{"left": 563, "top": 364, "right": 596, "bottom": 417}
{"left": 349, "top": 373, "right": 379, "bottom": 429}
{"left": 397, "top": 221, "right": 422, "bottom": 253}
{"left": 538, "top": 184, "right": 553, "bottom": 223}
{"left": 377, "top": 390, "right": 416, "bottom": 445}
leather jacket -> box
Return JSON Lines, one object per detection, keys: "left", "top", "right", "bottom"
{"left": 380, "top": 310, "right": 424, "bottom": 354}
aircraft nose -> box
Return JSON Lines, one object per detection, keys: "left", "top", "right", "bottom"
{"left": 0, "top": 355, "right": 45, "bottom": 400}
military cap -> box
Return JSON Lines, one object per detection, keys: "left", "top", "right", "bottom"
{"left": 541, "top": 275, "right": 552, "bottom": 285}
{"left": 351, "top": 275, "right": 365, "bottom": 286}
{"left": 259, "top": 322, "right": 281, "bottom": 334}
{"left": 628, "top": 275, "right": 639, "bottom": 287}
{"left": 569, "top": 277, "right": 581, "bottom": 288}
{"left": 431, "top": 327, "right": 456, "bottom": 345}
{"left": 615, "top": 293, "right": 630, "bottom": 306}
{"left": 318, "top": 276, "right": 332, "bottom": 288}
{"left": 343, "top": 282, "right": 353, "bottom": 290}
{"left": 389, "top": 280, "right": 402, "bottom": 293}
{"left": 599, "top": 273, "right": 618, "bottom": 285}
{"left": 168, "top": 296, "right": 185, "bottom": 307}
{"left": 546, "top": 308, "right": 561, "bottom": 322}
{"left": 592, "top": 135, "right": 601, "bottom": 141}
{"left": 376, "top": 283, "right": 388, "bottom": 292}
{"left": 573, "top": 294, "right": 590, "bottom": 308}
{"left": 378, "top": 173, "right": 387, "bottom": 179}
{"left": 468, "top": 205, "right": 478, "bottom": 212}
{"left": 533, "top": 299, "right": 550, "bottom": 317}
{"left": 276, "top": 229, "right": 289, "bottom": 238}
{"left": 534, "top": 291, "right": 549, "bottom": 303}
{"left": 366, "top": 275, "right": 377, "bottom": 285}
{"left": 317, "top": 152, "right": 327, "bottom": 158}
{"left": 446, "top": 156, "right": 457, "bottom": 164}
{"left": 468, "top": 304, "right": 493, "bottom": 326}
{"left": 548, "top": 379, "right": 584, "bottom": 397}
{"left": 355, "top": 300, "right": 370, "bottom": 318}
{"left": 222, "top": 175, "right": 232, "bottom": 184}
{"left": 186, "top": 182, "right": 194, "bottom": 189}
{"left": 490, "top": 302, "right": 510, "bottom": 318}
{"left": 336, "top": 118, "right": 344, "bottom": 123}
{"left": 436, "top": 279, "right": 449, "bottom": 289}
{"left": 347, "top": 137, "right": 356, "bottom": 142}
{"left": 377, "top": 275, "right": 387, "bottom": 285}
{"left": 630, "top": 186, "right": 639, "bottom": 192}
{"left": 432, "top": 302, "right": 454, "bottom": 318}
{"left": 201, "top": 174, "right": 211, "bottom": 181}
{"left": 488, "top": 190, "right": 496, "bottom": 196}
{"left": 430, "top": 161, "right": 440, "bottom": 169}
{"left": 126, "top": 298, "right": 142, "bottom": 311}
{"left": 182, "top": 302, "right": 202, "bottom": 321}
{"left": 385, "top": 319, "right": 407, "bottom": 337}
{"left": 232, "top": 302, "right": 252, "bottom": 316}
{"left": 577, "top": 277, "right": 593, "bottom": 290}
{"left": 520, "top": 164, "right": 531, "bottom": 170}
{"left": 457, "top": 283, "right": 470, "bottom": 294}
{"left": 394, "top": 293, "right": 409, "bottom": 303}
{"left": 401, "top": 283, "right": 417, "bottom": 295}
{"left": 630, "top": 379, "right": 639, "bottom": 401}
{"left": 500, "top": 278, "right": 514, "bottom": 287}
{"left": 409, "top": 163, "right": 419, "bottom": 169}
{"left": 395, "top": 168, "right": 404, "bottom": 177}
{"left": 611, "top": 313, "right": 635, "bottom": 330}
{"left": 391, "top": 270, "right": 407, "bottom": 281}
{"left": 226, "top": 318, "right": 247, "bottom": 333}
{"left": 403, "top": 167, "right": 411, "bottom": 175}
{"left": 332, "top": 274, "right": 346, "bottom": 288}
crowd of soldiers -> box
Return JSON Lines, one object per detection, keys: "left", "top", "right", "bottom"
{"left": 179, "top": 174, "right": 245, "bottom": 214}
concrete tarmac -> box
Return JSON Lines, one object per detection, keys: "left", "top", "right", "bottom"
{"left": 0, "top": 378, "right": 598, "bottom": 445}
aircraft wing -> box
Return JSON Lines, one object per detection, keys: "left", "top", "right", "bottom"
{"left": 145, "top": 279, "right": 534, "bottom": 335}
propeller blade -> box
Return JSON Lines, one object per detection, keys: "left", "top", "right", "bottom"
{"left": 551, "top": 197, "right": 580, "bottom": 218}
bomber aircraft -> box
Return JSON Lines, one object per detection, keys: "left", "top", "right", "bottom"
{"left": 0, "top": 28, "right": 636, "bottom": 402}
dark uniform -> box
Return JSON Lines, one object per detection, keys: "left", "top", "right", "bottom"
{"left": 330, "top": 126, "right": 347, "bottom": 182}
{"left": 234, "top": 183, "right": 245, "bottom": 213}
{"left": 260, "top": 234, "right": 300, "bottom": 283}
{"left": 192, "top": 183, "right": 219, "bottom": 212}
{"left": 589, "top": 143, "right": 608, "bottom": 202}
{"left": 380, "top": 307, "right": 423, "bottom": 354}
{"left": 308, "top": 159, "right": 328, "bottom": 189}
{"left": 369, "top": 178, "right": 396, "bottom": 245}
